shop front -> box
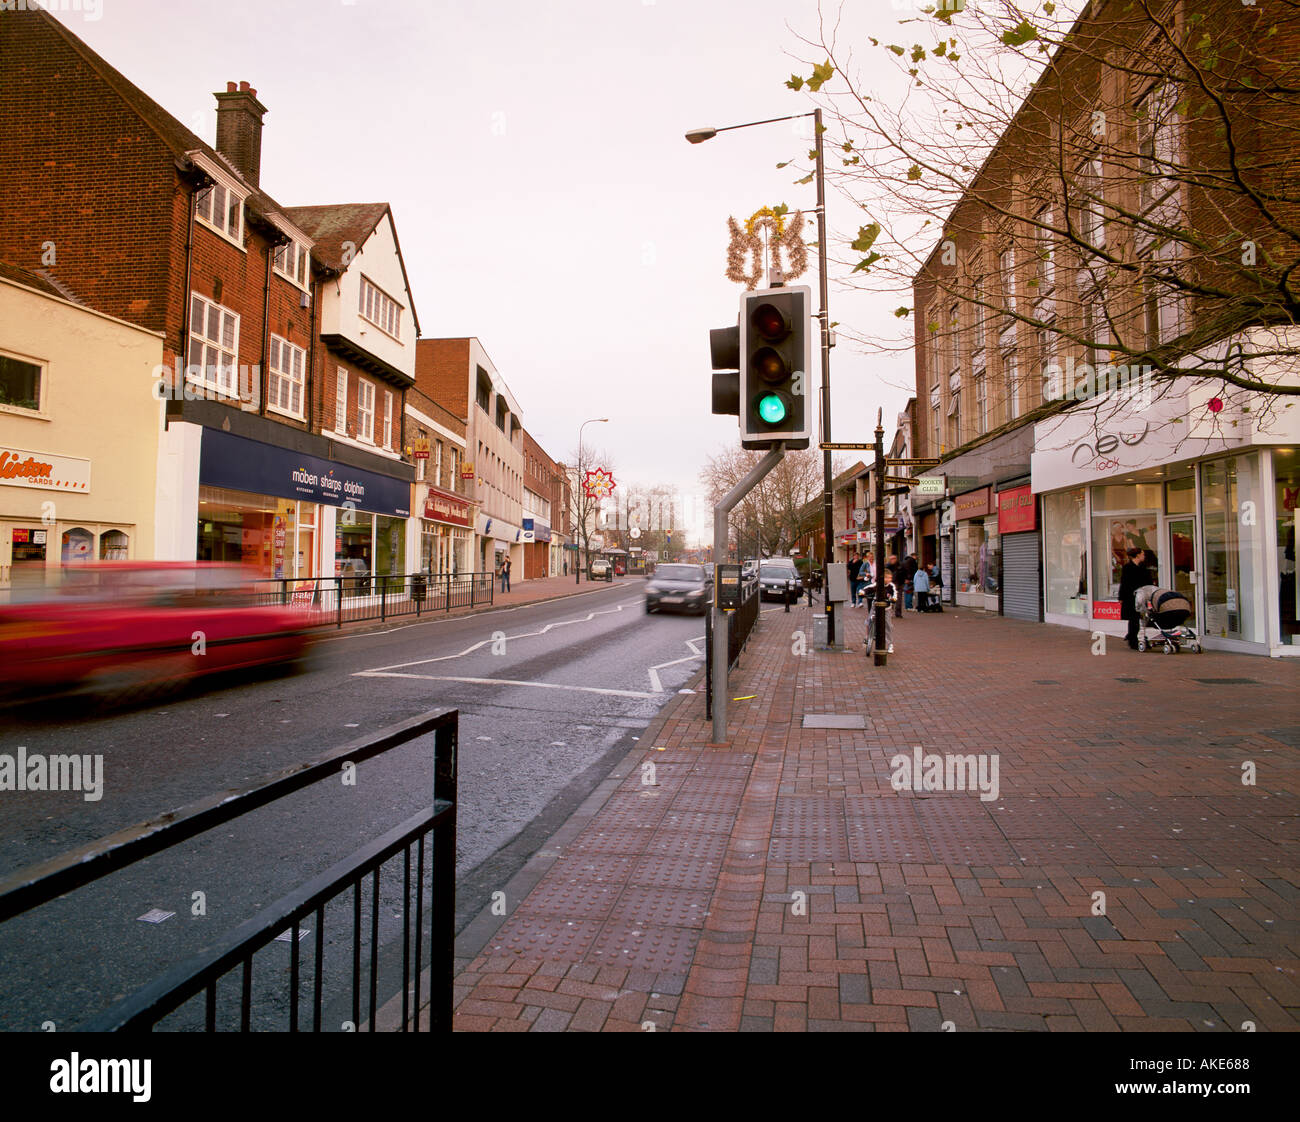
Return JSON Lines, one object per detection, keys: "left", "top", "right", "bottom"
{"left": 420, "top": 484, "right": 473, "bottom": 576}
{"left": 1032, "top": 388, "right": 1299, "bottom": 654}
{"left": 522, "top": 518, "right": 551, "bottom": 580}
{"left": 475, "top": 513, "right": 522, "bottom": 577}
{"left": 197, "top": 427, "right": 411, "bottom": 584}
{"left": 997, "top": 482, "right": 1040, "bottom": 621}
{"left": 952, "top": 486, "right": 1000, "bottom": 611}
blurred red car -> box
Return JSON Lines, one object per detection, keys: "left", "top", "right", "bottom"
{"left": 0, "top": 562, "right": 320, "bottom": 702}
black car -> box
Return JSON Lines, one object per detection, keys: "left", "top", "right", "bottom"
{"left": 645, "top": 563, "right": 712, "bottom": 615}
{"left": 757, "top": 560, "right": 802, "bottom": 601}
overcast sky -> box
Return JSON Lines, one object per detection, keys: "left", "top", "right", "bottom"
{"left": 63, "top": 0, "right": 920, "bottom": 535}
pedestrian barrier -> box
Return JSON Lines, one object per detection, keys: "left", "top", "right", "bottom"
{"left": 0, "top": 709, "right": 458, "bottom": 1032}
{"left": 251, "top": 571, "right": 495, "bottom": 628}
{"left": 705, "top": 578, "right": 760, "bottom": 719}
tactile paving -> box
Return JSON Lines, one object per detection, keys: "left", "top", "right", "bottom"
{"left": 661, "top": 811, "right": 737, "bottom": 834}
{"left": 549, "top": 855, "right": 637, "bottom": 883}
{"left": 564, "top": 826, "right": 656, "bottom": 856}
{"left": 646, "top": 831, "right": 730, "bottom": 861}
{"left": 609, "top": 886, "right": 712, "bottom": 928}
{"left": 589, "top": 922, "right": 700, "bottom": 972}
{"left": 598, "top": 793, "right": 671, "bottom": 829}
{"left": 629, "top": 855, "right": 724, "bottom": 892}
{"left": 846, "top": 832, "right": 935, "bottom": 863}
{"left": 520, "top": 879, "right": 622, "bottom": 919}
{"left": 489, "top": 917, "right": 601, "bottom": 963}
{"left": 668, "top": 790, "right": 745, "bottom": 814}
{"left": 768, "top": 834, "right": 851, "bottom": 862}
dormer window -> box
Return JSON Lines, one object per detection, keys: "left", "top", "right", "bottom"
{"left": 274, "top": 240, "right": 309, "bottom": 288}
{"left": 359, "top": 275, "right": 402, "bottom": 339}
{"left": 195, "top": 182, "right": 244, "bottom": 246}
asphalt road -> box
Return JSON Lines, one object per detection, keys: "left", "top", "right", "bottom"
{"left": 0, "top": 578, "right": 707, "bottom": 1031}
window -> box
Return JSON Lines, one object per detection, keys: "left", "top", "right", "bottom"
{"left": 974, "top": 371, "right": 987, "bottom": 434}
{"left": 946, "top": 388, "right": 960, "bottom": 448}
{"left": 1074, "top": 157, "right": 1106, "bottom": 253}
{"left": 1038, "top": 327, "right": 1057, "bottom": 404}
{"left": 1033, "top": 207, "right": 1055, "bottom": 320}
{"left": 0, "top": 352, "right": 42, "bottom": 412}
{"left": 357, "top": 380, "right": 375, "bottom": 442}
{"left": 383, "top": 391, "right": 393, "bottom": 448}
{"left": 335, "top": 369, "right": 348, "bottom": 433}
{"left": 1005, "top": 351, "right": 1020, "bottom": 421}
{"left": 476, "top": 368, "right": 492, "bottom": 413}
{"left": 188, "top": 294, "right": 240, "bottom": 396}
{"left": 274, "top": 241, "right": 309, "bottom": 288}
{"left": 267, "top": 335, "right": 305, "bottom": 417}
{"left": 1136, "top": 81, "right": 1181, "bottom": 244}
{"left": 358, "top": 276, "right": 402, "bottom": 338}
{"left": 195, "top": 182, "right": 243, "bottom": 245}
{"left": 496, "top": 399, "right": 508, "bottom": 431}
{"left": 998, "top": 249, "right": 1016, "bottom": 350}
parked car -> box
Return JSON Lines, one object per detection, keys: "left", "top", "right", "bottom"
{"left": 589, "top": 558, "right": 613, "bottom": 581}
{"left": 757, "top": 559, "right": 803, "bottom": 601}
{"left": 0, "top": 562, "right": 320, "bottom": 704}
{"left": 645, "top": 563, "right": 712, "bottom": 615}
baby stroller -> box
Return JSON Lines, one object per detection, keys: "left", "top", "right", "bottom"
{"left": 861, "top": 581, "right": 897, "bottom": 656}
{"left": 1134, "top": 585, "right": 1201, "bottom": 654}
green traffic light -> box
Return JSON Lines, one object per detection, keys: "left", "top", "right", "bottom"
{"left": 758, "top": 394, "right": 786, "bottom": 424}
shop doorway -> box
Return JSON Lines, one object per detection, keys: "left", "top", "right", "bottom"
{"left": 1166, "top": 517, "right": 1198, "bottom": 630}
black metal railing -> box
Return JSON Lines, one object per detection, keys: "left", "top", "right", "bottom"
{"left": 251, "top": 571, "right": 495, "bottom": 628}
{"left": 0, "top": 709, "right": 457, "bottom": 1032}
{"left": 704, "top": 578, "right": 761, "bottom": 719}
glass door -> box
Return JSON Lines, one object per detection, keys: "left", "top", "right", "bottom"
{"left": 1166, "top": 517, "right": 1197, "bottom": 629}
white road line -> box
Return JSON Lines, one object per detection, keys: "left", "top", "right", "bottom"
{"left": 647, "top": 642, "right": 707, "bottom": 694}
{"left": 355, "top": 600, "right": 642, "bottom": 674}
{"left": 354, "top": 671, "right": 657, "bottom": 699}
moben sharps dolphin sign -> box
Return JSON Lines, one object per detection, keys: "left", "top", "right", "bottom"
{"left": 200, "top": 428, "right": 410, "bottom": 517}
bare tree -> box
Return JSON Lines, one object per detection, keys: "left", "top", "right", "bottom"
{"left": 700, "top": 446, "right": 837, "bottom": 557}
{"left": 781, "top": 0, "right": 1299, "bottom": 444}
{"left": 566, "top": 446, "right": 617, "bottom": 575}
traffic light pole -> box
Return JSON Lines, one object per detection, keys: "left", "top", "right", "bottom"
{"left": 813, "top": 106, "right": 838, "bottom": 651}
{"left": 712, "top": 443, "right": 786, "bottom": 744}
{"left": 872, "top": 408, "right": 889, "bottom": 665}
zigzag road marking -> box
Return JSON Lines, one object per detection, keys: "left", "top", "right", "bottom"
{"left": 354, "top": 672, "right": 657, "bottom": 699}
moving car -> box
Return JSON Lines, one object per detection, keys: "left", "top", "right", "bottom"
{"left": 757, "top": 559, "right": 803, "bottom": 601}
{"left": 645, "top": 563, "right": 712, "bottom": 615}
{"left": 0, "top": 562, "right": 320, "bottom": 703}
{"left": 589, "top": 558, "right": 613, "bottom": 581}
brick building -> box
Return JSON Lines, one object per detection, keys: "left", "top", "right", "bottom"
{"left": 414, "top": 339, "right": 525, "bottom": 577}
{"left": 908, "top": 0, "right": 1300, "bottom": 652}
{"left": 404, "top": 379, "right": 475, "bottom": 575}
{"left": 521, "top": 429, "right": 565, "bottom": 578}
{"left": 0, "top": 9, "right": 418, "bottom": 585}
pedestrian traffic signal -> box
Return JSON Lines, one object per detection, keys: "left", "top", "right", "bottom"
{"left": 740, "top": 286, "right": 811, "bottom": 450}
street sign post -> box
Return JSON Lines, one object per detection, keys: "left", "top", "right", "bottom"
{"left": 819, "top": 442, "right": 873, "bottom": 450}
{"left": 882, "top": 475, "right": 917, "bottom": 486}
{"left": 885, "top": 457, "right": 941, "bottom": 467}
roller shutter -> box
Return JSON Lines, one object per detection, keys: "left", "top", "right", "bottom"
{"left": 1002, "top": 531, "right": 1040, "bottom": 621}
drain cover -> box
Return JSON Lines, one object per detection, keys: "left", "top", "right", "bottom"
{"left": 1032, "top": 680, "right": 1061, "bottom": 685}
{"left": 802, "top": 714, "right": 866, "bottom": 729}
{"left": 1192, "top": 678, "right": 1258, "bottom": 685}
{"left": 1114, "top": 677, "right": 1144, "bottom": 683}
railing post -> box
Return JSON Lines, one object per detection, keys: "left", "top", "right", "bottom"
{"left": 337, "top": 576, "right": 343, "bottom": 629}
{"left": 381, "top": 575, "right": 387, "bottom": 622}
{"left": 469, "top": 572, "right": 474, "bottom": 609}
{"left": 446, "top": 572, "right": 452, "bottom": 612}
{"left": 431, "top": 717, "right": 458, "bottom": 1034}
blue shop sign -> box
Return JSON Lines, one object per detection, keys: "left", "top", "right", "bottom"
{"left": 201, "top": 428, "right": 410, "bottom": 517}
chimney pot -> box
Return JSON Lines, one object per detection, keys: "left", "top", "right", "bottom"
{"left": 226, "top": 81, "right": 237, "bottom": 93}
{"left": 239, "top": 80, "right": 250, "bottom": 92}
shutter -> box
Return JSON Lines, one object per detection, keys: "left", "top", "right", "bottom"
{"left": 1002, "top": 531, "right": 1040, "bottom": 621}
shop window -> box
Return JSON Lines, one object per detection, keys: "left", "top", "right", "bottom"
{"left": 99, "top": 530, "right": 129, "bottom": 560}
{"left": 1044, "top": 489, "right": 1088, "bottom": 616}
{"left": 1275, "top": 450, "right": 1299, "bottom": 645}
{"left": 61, "top": 527, "right": 93, "bottom": 564}
{"left": 1201, "top": 454, "right": 1265, "bottom": 642}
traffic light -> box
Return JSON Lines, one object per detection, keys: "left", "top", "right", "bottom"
{"left": 739, "top": 286, "right": 811, "bottom": 450}
{"left": 709, "top": 321, "right": 739, "bottom": 417}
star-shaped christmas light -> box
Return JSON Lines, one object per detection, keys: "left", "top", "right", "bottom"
{"left": 583, "top": 468, "right": 616, "bottom": 500}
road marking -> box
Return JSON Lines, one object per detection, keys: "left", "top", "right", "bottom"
{"left": 355, "top": 672, "right": 658, "bottom": 699}
{"left": 647, "top": 641, "right": 707, "bottom": 693}
{"left": 355, "top": 600, "right": 642, "bottom": 674}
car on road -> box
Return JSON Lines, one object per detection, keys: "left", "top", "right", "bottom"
{"left": 0, "top": 562, "right": 320, "bottom": 704}
{"left": 644, "top": 563, "right": 712, "bottom": 615}
{"left": 589, "top": 558, "right": 613, "bottom": 581}
{"left": 757, "top": 559, "right": 803, "bottom": 601}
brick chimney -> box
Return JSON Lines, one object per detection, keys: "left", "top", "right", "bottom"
{"left": 213, "top": 81, "right": 267, "bottom": 186}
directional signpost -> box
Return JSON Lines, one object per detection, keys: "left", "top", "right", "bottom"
{"left": 885, "top": 457, "right": 941, "bottom": 467}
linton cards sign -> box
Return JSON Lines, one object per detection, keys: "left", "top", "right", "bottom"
{"left": 0, "top": 446, "right": 91, "bottom": 493}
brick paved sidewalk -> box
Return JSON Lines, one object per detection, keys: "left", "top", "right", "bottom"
{"left": 450, "top": 600, "right": 1300, "bottom": 1031}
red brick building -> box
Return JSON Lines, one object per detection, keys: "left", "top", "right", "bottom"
{"left": 0, "top": 9, "right": 420, "bottom": 581}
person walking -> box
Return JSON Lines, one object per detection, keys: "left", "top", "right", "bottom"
{"left": 503, "top": 555, "right": 512, "bottom": 592}
{"left": 1119, "top": 547, "right": 1147, "bottom": 649}
{"left": 913, "top": 563, "right": 930, "bottom": 613}
{"left": 847, "top": 552, "right": 862, "bottom": 608}
{"left": 889, "top": 554, "right": 904, "bottom": 618}
{"left": 928, "top": 562, "right": 944, "bottom": 612}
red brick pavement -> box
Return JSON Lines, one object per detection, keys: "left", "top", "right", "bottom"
{"left": 451, "top": 601, "right": 1300, "bottom": 1031}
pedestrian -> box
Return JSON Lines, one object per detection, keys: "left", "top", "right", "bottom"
{"left": 929, "top": 562, "right": 944, "bottom": 612}
{"left": 913, "top": 563, "right": 930, "bottom": 613}
{"left": 495, "top": 557, "right": 504, "bottom": 592}
{"left": 1119, "top": 547, "right": 1147, "bottom": 649}
{"left": 882, "top": 568, "right": 897, "bottom": 651}
{"left": 502, "top": 555, "right": 512, "bottom": 592}
{"left": 563, "top": 557, "right": 568, "bottom": 576}
{"left": 890, "top": 554, "right": 903, "bottom": 618}
{"left": 847, "top": 552, "right": 862, "bottom": 608}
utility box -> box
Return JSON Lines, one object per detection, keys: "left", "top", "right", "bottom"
{"left": 813, "top": 611, "right": 844, "bottom": 649}
{"left": 826, "top": 562, "right": 850, "bottom": 603}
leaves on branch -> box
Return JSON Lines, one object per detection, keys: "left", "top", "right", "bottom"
{"left": 853, "top": 252, "right": 883, "bottom": 273}
{"left": 795, "top": 172, "right": 815, "bottom": 184}
{"left": 894, "top": 307, "right": 911, "bottom": 318}
{"left": 851, "top": 223, "right": 882, "bottom": 254}
{"left": 786, "top": 75, "right": 805, "bottom": 91}
{"left": 888, "top": 44, "right": 906, "bottom": 57}
{"left": 911, "top": 44, "right": 927, "bottom": 62}
{"left": 907, "top": 164, "right": 923, "bottom": 180}
{"left": 808, "top": 60, "right": 834, "bottom": 91}
{"left": 1001, "top": 20, "right": 1038, "bottom": 47}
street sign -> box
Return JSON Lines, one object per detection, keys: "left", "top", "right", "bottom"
{"left": 883, "top": 475, "right": 916, "bottom": 486}
{"left": 819, "top": 442, "right": 873, "bottom": 450}
{"left": 886, "top": 457, "right": 941, "bottom": 467}
{"left": 915, "top": 476, "right": 944, "bottom": 495}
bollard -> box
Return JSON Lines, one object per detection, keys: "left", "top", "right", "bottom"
{"left": 784, "top": 583, "right": 791, "bottom": 612}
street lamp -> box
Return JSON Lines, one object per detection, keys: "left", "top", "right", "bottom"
{"left": 576, "top": 417, "right": 609, "bottom": 584}
{"left": 685, "top": 108, "right": 838, "bottom": 647}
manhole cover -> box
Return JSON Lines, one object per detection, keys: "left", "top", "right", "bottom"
{"left": 802, "top": 714, "right": 866, "bottom": 729}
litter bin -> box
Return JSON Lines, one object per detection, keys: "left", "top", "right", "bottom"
{"left": 813, "top": 613, "right": 828, "bottom": 648}
{"left": 411, "top": 573, "right": 426, "bottom": 606}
